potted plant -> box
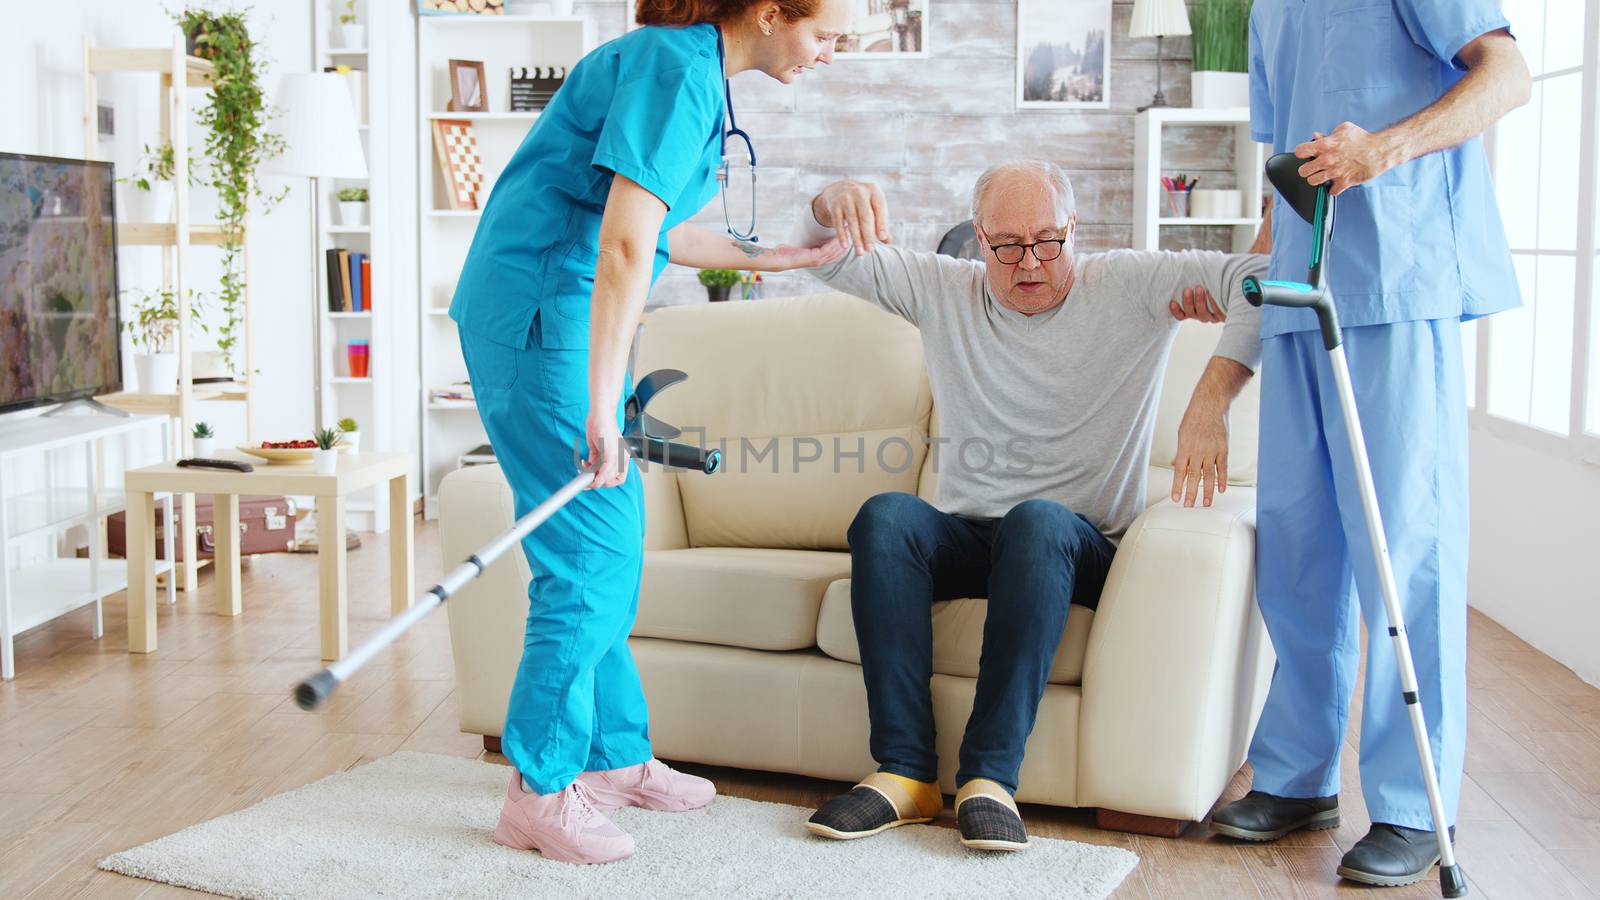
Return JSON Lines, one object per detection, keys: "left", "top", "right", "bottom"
{"left": 124, "top": 288, "right": 181, "bottom": 394}
{"left": 1188, "top": 0, "right": 1251, "bottom": 108}
{"left": 336, "top": 187, "right": 369, "bottom": 226}
{"left": 697, "top": 268, "right": 740, "bottom": 303}
{"left": 312, "top": 426, "right": 343, "bottom": 474}
{"left": 174, "top": 7, "right": 287, "bottom": 377}
{"left": 192, "top": 422, "right": 216, "bottom": 457}
{"left": 117, "top": 143, "right": 186, "bottom": 223}
{"left": 337, "top": 416, "right": 361, "bottom": 453}
{"left": 336, "top": 0, "right": 365, "bottom": 49}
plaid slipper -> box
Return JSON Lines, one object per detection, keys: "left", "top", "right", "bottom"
{"left": 805, "top": 772, "right": 941, "bottom": 841}
{"left": 955, "top": 779, "right": 1031, "bottom": 851}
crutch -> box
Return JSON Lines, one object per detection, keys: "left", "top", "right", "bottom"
{"left": 1242, "top": 153, "right": 1466, "bottom": 898}
{"left": 293, "top": 368, "right": 722, "bottom": 712}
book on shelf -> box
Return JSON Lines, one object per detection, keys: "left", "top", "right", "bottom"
{"left": 459, "top": 443, "right": 497, "bottom": 466}
{"left": 337, "top": 250, "right": 353, "bottom": 312}
{"left": 325, "top": 248, "right": 345, "bottom": 311}
{"left": 430, "top": 382, "right": 475, "bottom": 402}
{"left": 361, "top": 256, "right": 372, "bottom": 312}
{"left": 349, "top": 252, "right": 367, "bottom": 312}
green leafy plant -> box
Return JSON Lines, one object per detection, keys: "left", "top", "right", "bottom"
{"left": 697, "top": 268, "right": 740, "bottom": 289}
{"left": 339, "top": 0, "right": 357, "bottom": 25}
{"left": 1189, "top": 0, "right": 1251, "bottom": 73}
{"left": 336, "top": 187, "right": 368, "bottom": 202}
{"left": 124, "top": 289, "right": 180, "bottom": 354}
{"left": 312, "top": 426, "right": 344, "bottom": 450}
{"left": 173, "top": 5, "right": 287, "bottom": 374}
{"left": 337, "top": 417, "right": 359, "bottom": 433}
{"left": 193, "top": 421, "right": 215, "bottom": 438}
{"left": 119, "top": 143, "right": 199, "bottom": 193}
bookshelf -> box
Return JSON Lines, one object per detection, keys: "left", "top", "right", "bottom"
{"left": 1133, "top": 107, "right": 1266, "bottom": 253}
{"left": 415, "top": 12, "right": 595, "bottom": 518}
{"left": 313, "top": 0, "right": 395, "bottom": 531}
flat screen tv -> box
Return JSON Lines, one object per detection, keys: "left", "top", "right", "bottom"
{"left": 0, "top": 152, "right": 123, "bottom": 414}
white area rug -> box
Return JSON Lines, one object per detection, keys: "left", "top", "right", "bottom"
{"left": 100, "top": 751, "right": 1138, "bottom": 899}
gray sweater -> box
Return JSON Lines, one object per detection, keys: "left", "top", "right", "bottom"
{"left": 801, "top": 221, "right": 1266, "bottom": 540}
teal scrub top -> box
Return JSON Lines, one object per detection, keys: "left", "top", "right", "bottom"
{"left": 450, "top": 23, "right": 726, "bottom": 350}
{"left": 1249, "top": 0, "right": 1522, "bottom": 338}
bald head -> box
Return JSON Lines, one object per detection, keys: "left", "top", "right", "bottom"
{"left": 970, "top": 160, "right": 1076, "bottom": 231}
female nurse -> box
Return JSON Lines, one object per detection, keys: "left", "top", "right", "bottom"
{"left": 449, "top": 0, "right": 851, "bottom": 865}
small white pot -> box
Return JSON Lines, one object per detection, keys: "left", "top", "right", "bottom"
{"left": 313, "top": 447, "right": 340, "bottom": 475}
{"left": 548, "top": 0, "right": 576, "bottom": 16}
{"left": 1190, "top": 71, "right": 1250, "bottom": 109}
{"left": 340, "top": 430, "right": 361, "bottom": 453}
{"left": 336, "top": 201, "right": 368, "bottom": 227}
{"left": 192, "top": 436, "right": 215, "bottom": 457}
{"left": 121, "top": 182, "right": 173, "bottom": 223}
{"left": 135, "top": 352, "right": 179, "bottom": 394}
{"left": 335, "top": 24, "right": 365, "bottom": 49}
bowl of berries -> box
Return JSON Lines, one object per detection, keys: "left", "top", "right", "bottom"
{"left": 238, "top": 438, "right": 352, "bottom": 464}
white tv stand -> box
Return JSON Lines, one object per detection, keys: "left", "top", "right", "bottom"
{"left": 0, "top": 412, "right": 175, "bottom": 680}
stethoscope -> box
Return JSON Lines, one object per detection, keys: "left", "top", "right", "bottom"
{"left": 715, "top": 26, "right": 759, "bottom": 243}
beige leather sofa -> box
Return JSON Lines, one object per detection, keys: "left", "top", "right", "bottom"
{"left": 443, "top": 292, "right": 1274, "bottom": 833}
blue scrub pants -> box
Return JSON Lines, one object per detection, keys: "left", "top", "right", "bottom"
{"left": 1248, "top": 319, "right": 1467, "bottom": 831}
{"left": 460, "top": 315, "right": 653, "bottom": 795}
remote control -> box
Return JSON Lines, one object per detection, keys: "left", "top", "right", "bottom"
{"left": 178, "top": 458, "right": 255, "bottom": 472}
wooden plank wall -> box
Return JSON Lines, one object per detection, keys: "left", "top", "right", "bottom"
{"left": 575, "top": 0, "right": 1242, "bottom": 305}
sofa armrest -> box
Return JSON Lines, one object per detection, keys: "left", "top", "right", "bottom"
{"left": 1077, "top": 488, "right": 1275, "bottom": 822}
{"left": 641, "top": 465, "right": 689, "bottom": 550}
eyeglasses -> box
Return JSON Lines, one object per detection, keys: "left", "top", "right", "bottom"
{"left": 987, "top": 238, "right": 1066, "bottom": 265}
{"left": 719, "top": 126, "right": 758, "bottom": 243}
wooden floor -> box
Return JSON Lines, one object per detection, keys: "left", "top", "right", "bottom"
{"left": 2, "top": 520, "right": 1597, "bottom": 899}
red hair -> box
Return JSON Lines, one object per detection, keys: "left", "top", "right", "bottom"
{"left": 635, "top": 0, "right": 819, "bottom": 27}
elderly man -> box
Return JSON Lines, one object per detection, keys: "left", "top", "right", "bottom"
{"left": 786, "top": 160, "right": 1267, "bottom": 851}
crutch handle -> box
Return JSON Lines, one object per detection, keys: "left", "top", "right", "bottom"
{"left": 627, "top": 435, "right": 722, "bottom": 474}
{"left": 1242, "top": 275, "right": 1344, "bottom": 352}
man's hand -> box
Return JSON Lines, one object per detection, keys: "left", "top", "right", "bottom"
{"left": 1294, "top": 122, "right": 1404, "bottom": 195}
{"left": 812, "top": 180, "right": 894, "bottom": 255}
{"left": 742, "top": 236, "right": 850, "bottom": 272}
{"left": 1171, "top": 406, "right": 1229, "bottom": 507}
{"left": 1169, "top": 285, "right": 1226, "bottom": 323}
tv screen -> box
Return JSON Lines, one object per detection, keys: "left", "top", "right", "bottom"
{"left": 0, "top": 152, "right": 122, "bottom": 414}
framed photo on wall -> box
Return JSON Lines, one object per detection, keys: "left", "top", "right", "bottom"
{"left": 833, "top": 0, "right": 927, "bottom": 59}
{"left": 1016, "top": 0, "right": 1110, "bottom": 109}
{"left": 447, "top": 59, "right": 488, "bottom": 112}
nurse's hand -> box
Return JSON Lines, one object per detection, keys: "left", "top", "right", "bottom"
{"left": 812, "top": 180, "right": 895, "bottom": 256}
{"left": 584, "top": 412, "right": 628, "bottom": 489}
{"left": 1293, "top": 122, "right": 1403, "bottom": 196}
{"left": 746, "top": 236, "right": 851, "bottom": 272}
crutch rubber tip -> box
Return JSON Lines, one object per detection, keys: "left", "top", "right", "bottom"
{"left": 1440, "top": 864, "right": 1467, "bottom": 898}
{"left": 295, "top": 670, "right": 340, "bottom": 711}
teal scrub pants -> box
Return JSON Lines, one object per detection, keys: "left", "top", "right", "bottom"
{"left": 460, "top": 314, "right": 652, "bottom": 795}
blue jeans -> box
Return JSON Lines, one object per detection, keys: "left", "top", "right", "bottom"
{"left": 848, "top": 492, "right": 1117, "bottom": 794}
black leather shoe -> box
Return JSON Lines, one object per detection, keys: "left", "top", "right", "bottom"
{"left": 1210, "top": 790, "right": 1339, "bottom": 841}
{"left": 1337, "top": 823, "right": 1454, "bottom": 887}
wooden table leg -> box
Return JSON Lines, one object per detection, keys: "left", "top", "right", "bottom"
{"left": 389, "top": 474, "right": 413, "bottom": 615}
{"left": 180, "top": 492, "right": 199, "bottom": 594}
{"left": 317, "top": 495, "right": 348, "bottom": 661}
{"left": 213, "top": 493, "right": 242, "bottom": 617}
{"left": 126, "top": 490, "right": 158, "bottom": 654}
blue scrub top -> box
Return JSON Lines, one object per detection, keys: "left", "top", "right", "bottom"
{"left": 450, "top": 24, "right": 726, "bottom": 350}
{"left": 1249, "top": 0, "right": 1522, "bottom": 338}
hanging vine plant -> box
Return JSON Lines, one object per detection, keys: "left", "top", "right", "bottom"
{"left": 173, "top": 5, "right": 286, "bottom": 375}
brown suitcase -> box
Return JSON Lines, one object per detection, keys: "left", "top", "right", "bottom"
{"left": 107, "top": 495, "right": 297, "bottom": 561}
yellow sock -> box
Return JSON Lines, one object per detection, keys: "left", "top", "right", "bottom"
{"left": 874, "top": 772, "right": 944, "bottom": 819}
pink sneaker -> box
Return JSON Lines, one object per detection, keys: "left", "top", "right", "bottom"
{"left": 578, "top": 759, "right": 716, "bottom": 812}
{"left": 492, "top": 772, "right": 635, "bottom": 864}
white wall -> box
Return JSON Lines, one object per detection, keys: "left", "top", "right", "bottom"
{"left": 1468, "top": 426, "right": 1600, "bottom": 687}
{"left": 0, "top": 0, "right": 315, "bottom": 445}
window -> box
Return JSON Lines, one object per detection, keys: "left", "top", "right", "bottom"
{"left": 1484, "top": 0, "right": 1598, "bottom": 456}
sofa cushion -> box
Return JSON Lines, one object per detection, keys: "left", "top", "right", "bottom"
{"left": 636, "top": 547, "right": 852, "bottom": 650}
{"left": 636, "top": 294, "right": 933, "bottom": 551}
{"left": 814, "top": 579, "right": 1095, "bottom": 686}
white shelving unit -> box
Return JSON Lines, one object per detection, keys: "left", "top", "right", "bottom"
{"left": 0, "top": 415, "right": 175, "bottom": 680}
{"left": 1133, "top": 107, "right": 1266, "bottom": 253}
{"left": 416, "top": 12, "right": 595, "bottom": 518}
{"left": 313, "top": 0, "right": 396, "bottom": 532}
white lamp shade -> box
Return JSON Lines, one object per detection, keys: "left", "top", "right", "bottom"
{"left": 261, "top": 73, "right": 368, "bottom": 178}
{"left": 1129, "top": 0, "right": 1192, "bottom": 38}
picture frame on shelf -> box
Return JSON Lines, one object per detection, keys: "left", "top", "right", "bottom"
{"left": 447, "top": 59, "right": 488, "bottom": 112}
{"left": 431, "top": 119, "right": 485, "bottom": 210}
{"left": 1016, "top": 0, "right": 1110, "bottom": 110}
{"left": 832, "top": 0, "right": 928, "bottom": 59}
